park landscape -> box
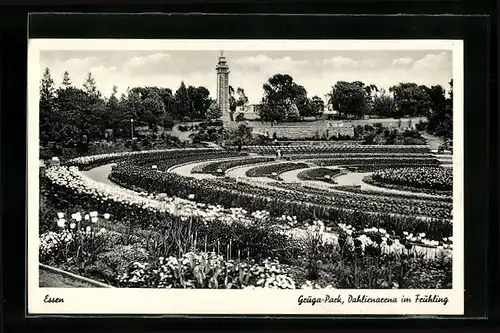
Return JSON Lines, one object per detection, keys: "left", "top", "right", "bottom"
{"left": 37, "top": 49, "right": 455, "bottom": 290}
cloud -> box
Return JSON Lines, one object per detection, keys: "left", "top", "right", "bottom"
{"left": 40, "top": 51, "right": 453, "bottom": 105}
{"left": 60, "top": 56, "right": 99, "bottom": 70}
{"left": 233, "top": 54, "right": 307, "bottom": 74}
{"left": 122, "top": 52, "right": 173, "bottom": 76}
{"left": 392, "top": 57, "right": 413, "bottom": 66}
{"left": 322, "top": 56, "right": 358, "bottom": 70}
{"left": 413, "top": 52, "right": 448, "bottom": 71}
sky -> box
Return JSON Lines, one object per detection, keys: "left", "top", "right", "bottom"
{"left": 40, "top": 49, "right": 452, "bottom": 104}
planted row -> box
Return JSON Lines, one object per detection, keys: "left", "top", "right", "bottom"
{"left": 238, "top": 145, "right": 430, "bottom": 155}
{"left": 296, "top": 168, "right": 346, "bottom": 183}
{"left": 109, "top": 161, "right": 452, "bottom": 239}
{"left": 246, "top": 162, "right": 310, "bottom": 178}
{"left": 370, "top": 167, "right": 453, "bottom": 192}
{"left": 193, "top": 156, "right": 275, "bottom": 175}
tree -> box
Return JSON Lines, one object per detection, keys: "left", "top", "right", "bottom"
{"left": 103, "top": 85, "right": 120, "bottom": 137}
{"left": 206, "top": 101, "right": 222, "bottom": 120}
{"left": 127, "top": 87, "right": 166, "bottom": 131}
{"left": 364, "top": 84, "right": 379, "bottom": 115}
{"left": 62, "top": 71, "right": 72, "bottom": 87}
{"left": 260, "top": 74, "right": 309, "bottom": 124}
{"left": 389, "top": 83, "right": 431, "bottom": 118}
{"left": 310, "top": 96, "right": 325, "bottom": 119}
{"left": 186, "top": 86, "right": 212, "bottom": 120}
{"left": 83, "top": 72, "right": 101, "bottom": 99}
{"left": 40, "top": 68, "right": 55, "bottom": 101}
{"left": 425, "top": 80, "right": 453, "bottom": 139}
{"left": 327, "top": 81, "right": 370, "bottom": 119}
{"left": 225, "top": 123, "right": 253, "bottom": 151}
{"left": 228, "top": 86, "right": 237, "bottom": 121}
{"left": 372, "top": 90, "right": 396, "bottom": 118}
{"left": 236, "top": 87, "right": 249, "bottom": 111}
{"left": 40, "top": 68, "right": 56, "bottom": 145}
{"left": 175, "top": 81, "right": 190, "bottom": 121}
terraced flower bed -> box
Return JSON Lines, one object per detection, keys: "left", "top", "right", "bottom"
{"left": 297, "top": 168, "right": 346, "bottom": 183}
{"left": 40, "top": 147, "right": 454, "bottom": 289}
{"left": 310, "top": 157, "right": 440, "bottom": 168}
{"left": 366, "top": 167, "right": 453, "bottom": 195}
{"left": 239, "top": 145, "right": 431, "bottom": 155}
{"left": 285, "top": 153, "right": 436, "bottom": 160}
{"left": 335, "top": 185, "right": 453, "bottom": 203}
{"left": 109, "top": 159, "right": 452, "bottom": 238}
{"left": 66, "top": 148, "right": 225, "bottom": 171}
{"left": 273, "top": 182, "right": 452, "bottom": 221}
{"left": 193, "top": 157, "right": 275, "bottom": 175}
{"left": 245, "top": 162, "right": 310, "bottom": 179}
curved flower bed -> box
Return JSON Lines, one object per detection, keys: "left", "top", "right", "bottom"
{"left": 310, "top": 157, "right": 440, "bottom": 168}
{"left": 40, "top": 147, "right": 453, "bottom": 289}
{"left": 193, "top": 157, "right": 275, "bottom": 175}
{"left": 297, "top": 168, "right": 346, "bottom": 183}
{"left": 335, "top": 185, "right": 453, "bottom": 203}
{"left": 66, "top": 148, "right": 225, "bottom": 171}
{"left": 367, "top": 167, "right": 453, "bottom": 195}
{"left": 246, "top": 162, "right": 310, "bottom": 178}
{"left": 273, "top": 182, "right": 452, "bottom": 220}
{"left": 109, "top": 159, "right": 452, "bottom": 238}
{"left": 236, "top": 145, "right": 431, "bottom": 155}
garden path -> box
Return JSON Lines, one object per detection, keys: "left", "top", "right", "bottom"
{"left": 82, "top": 163, "right": 116, "bottom": 186}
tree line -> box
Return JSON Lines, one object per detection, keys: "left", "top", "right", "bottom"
{"left": 39, "top": 68, "right": 232, "bottom": 146}
{"left": 40, "top": 68, "right": 453, "bottom": 149}
{"left": 257, "top": 74, "right": 453, "bottom": 139}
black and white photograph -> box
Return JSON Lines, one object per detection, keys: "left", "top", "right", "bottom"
{"left": 28, "top": 39, "right": 464, "bottom": 315}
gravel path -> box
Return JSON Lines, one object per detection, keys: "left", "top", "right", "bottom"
{"left": 81, "top": 163, "right": 116, "bottom": 186}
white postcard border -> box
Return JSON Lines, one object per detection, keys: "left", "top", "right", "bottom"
{"left": 27, "top": 39, "right": 464, "bottom": 315}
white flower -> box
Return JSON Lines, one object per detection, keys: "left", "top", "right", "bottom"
{"left": 57, "top": 212, "right": 65, "bottom": 219}
{"left": 91, "top": 217, "right": 98, "bottom": 223}
{"left": 151, "top": 165, "right": 158, "bottom": 169}
{"left": 100, "top": 228, "right": 106, "bottom": 233}
{"left": 86, "top": 226, "right": 92, "bottom": 232}
{"left": 90, "top": 211, "right": 98, "bottom": 217}
{"left": 74, "top": 214, "right": 82, "bottom": 222}
{"left": 103, "top": 213, "right": 110, "bottom": 220}
{"left": 188, "top": 194, "right": 195, "bottom": 200}
{"left": 70, "top": 223, "right": 76, "bottom": 229}
{"left": 57, "top": 219, "right": 66, "bottom": 228}
{"left": 84, "top": 214, "right": 90, "bottom": 221}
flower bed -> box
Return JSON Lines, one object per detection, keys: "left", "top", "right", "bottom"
{"left": 310, "top": 157, "right": 440, "bottom": 168}
{"left": 335, "top": 185, "right": 453, "bottom": 203}
{"left": 193, "top": 157, "right": 275, "bottom": 175}
{"left": 238, "top": 145, "right": 431, "bottom": 155}
{"left": 65, "top": 148, "right": 225, "bottom": 171}
{"left": 108, "top": 160, "right": 452, "bottom": 239}
{"left": 273, "top": 182, "right": 452, "bottom": 220}
{"left": 40, "top": 148, "right": 453, "bottom": 289}
{"left": 297, "top": 168, "right": 346, "bottom": 183}
{"left": 367, "top": 167, "right": 453, "bottom": 195}
{"left": 39, "top": 208, "right": 452, "bottom": 289}
{"left": 245, "top": 162, "right": 310, "bottom": 178}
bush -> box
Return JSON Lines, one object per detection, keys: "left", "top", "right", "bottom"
{"left": 84, "top": 244, "right": 150, "bottom": 284}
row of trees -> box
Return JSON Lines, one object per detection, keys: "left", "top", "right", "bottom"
{"left": 40, "top": 67, "right": 453, "bottom": 148}
{"left": 257, "top": 74, "right": 452, "bottom": 138}
{"left": 258, "top": 74, "right": 325, "bottom": 124}
{"left": 39, "top": 68, "right": 225, "bottom": 145}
